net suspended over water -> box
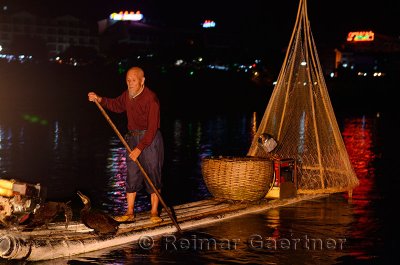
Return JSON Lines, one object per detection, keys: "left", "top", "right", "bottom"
{"left": 248, "top": 0, "right": 359, "bottom": 194}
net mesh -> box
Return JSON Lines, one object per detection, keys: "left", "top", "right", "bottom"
{"left": 247, "top": 0, "right": 359, "bottom": 194}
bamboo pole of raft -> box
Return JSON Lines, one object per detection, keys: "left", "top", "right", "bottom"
{"left": 93, "top": 100, "right": 182, "bottom": 233}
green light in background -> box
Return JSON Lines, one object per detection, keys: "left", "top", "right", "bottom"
{"left": 117, "top": 61, "right": 126, "bottom": 74}
{"left": 22, "top": 114, "right": 48, "bottom": 125}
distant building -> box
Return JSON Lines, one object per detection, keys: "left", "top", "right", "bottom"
{"left": 334, "top": 31, "right": 400, "bottom": 78}
{"left": 97, "top": 11, "right": 236, "bottom": 61}
{"left": 0, "top": 10, "right": 98, "bottom": 60}
{"left": 97, "top": 16, "right": 164, "bottom": 57}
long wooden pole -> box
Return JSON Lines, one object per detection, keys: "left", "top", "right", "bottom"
{"left": 93, "top": 100, "right": 182, "bottom": 233}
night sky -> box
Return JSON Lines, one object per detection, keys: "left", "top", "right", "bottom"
{"left": 5, "top": 0, "right": 399, "bottom": 51}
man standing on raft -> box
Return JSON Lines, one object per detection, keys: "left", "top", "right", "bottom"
{"left": 88, "top": 66, "right": 164, "bottom": 223}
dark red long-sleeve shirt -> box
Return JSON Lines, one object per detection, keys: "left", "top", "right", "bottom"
{"left": 100, "top": 87, "right": 160, "bottom": 151}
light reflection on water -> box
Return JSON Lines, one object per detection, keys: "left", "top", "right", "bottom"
{"left": 340, "top": 115, "right": 385, "bottom": 264}
{"left": 0, "top": 112, "right": 389, "bottom": 264}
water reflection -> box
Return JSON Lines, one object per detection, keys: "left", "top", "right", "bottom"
{"left": 103, "top": 140, "right": 127, "bottom": 215}
{"left": 341, "top": 115, "right": 385, "bottom": 263}
{"left": 342, "top": 115, "right": 377, "bottom": 199}
{"left": 200, "top": 197, "right": 354, "bottom": 264}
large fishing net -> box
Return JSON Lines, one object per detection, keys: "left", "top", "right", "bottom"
{"left": 248, "top": 0, "right": 359, "bottom": 194}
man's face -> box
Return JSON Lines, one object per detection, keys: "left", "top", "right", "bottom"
{"left": 126, "top": 69, "right": 144, "bottom": 97}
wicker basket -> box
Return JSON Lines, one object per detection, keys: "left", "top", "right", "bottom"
{"left": 201, "top": 156, "right": 274, "bottom": 201}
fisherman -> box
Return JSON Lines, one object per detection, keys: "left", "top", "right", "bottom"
{"left": 88, "top": 66, "right": 164, "bottom": 223}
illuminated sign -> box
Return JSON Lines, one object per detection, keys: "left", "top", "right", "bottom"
{"left": 202, "top": 20, "right": 216, "bottom": 28}
{"left": 347, "top": 31, "right": 374, "bottom": 42}
{"left": 110, "top": 11, "right": 143, "bottom": 21}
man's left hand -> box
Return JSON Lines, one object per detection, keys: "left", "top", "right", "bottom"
{"left": 129, "top": 148, "right": 142, "bottom": 161}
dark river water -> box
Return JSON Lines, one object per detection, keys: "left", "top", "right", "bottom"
{"left": 0, "top": 62, "right": 398, "bottom": 264}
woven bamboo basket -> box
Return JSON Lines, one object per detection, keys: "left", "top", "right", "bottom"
{"left": 201, "top": 156, "right": 274, "bottom": 201}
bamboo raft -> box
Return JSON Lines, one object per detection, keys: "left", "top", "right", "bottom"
{"left": 0, "top": 194, "right": 326, "bottom": 261}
